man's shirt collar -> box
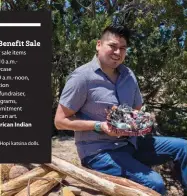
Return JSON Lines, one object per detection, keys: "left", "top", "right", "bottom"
{"left": 90, "top": 55, "right": 101, "bottom": 72}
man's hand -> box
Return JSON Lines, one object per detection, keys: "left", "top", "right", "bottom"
{"left": 101, "top": 121, "right": 151, "bottom": 137}
{"left": 101, "top": 122, "right": 127, "bottom": 137}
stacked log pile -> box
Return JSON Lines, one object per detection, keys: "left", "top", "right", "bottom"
{"left": 1, "top": 156, "right": 160, "bottom": 196}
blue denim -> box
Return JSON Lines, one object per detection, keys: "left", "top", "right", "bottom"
{"left": 82, "top": 136, "right": 187, "bottom": 195}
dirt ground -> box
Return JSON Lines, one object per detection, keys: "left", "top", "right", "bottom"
{"left": 51, "top": 134, "right": 185, "bottom": 196}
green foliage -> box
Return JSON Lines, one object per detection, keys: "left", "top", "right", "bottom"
{"left": 157, "top": 108, "right": 187, "bottom": 138}
{"left": 50, "top": 1, "right": 112, "bottom": 109}
{"left": 2, "top": 0, "right": 187, "bottom": 136}
{"left": 1, "top": 0, "right": 51, "bottom": 11}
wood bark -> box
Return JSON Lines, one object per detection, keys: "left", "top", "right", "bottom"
{"left": 1, "top": 166, "right": 50, "bottom": 196}
{"left": 15, "top": 171, "right": 66, "bottom": 196}
{"left": 45, "top": 155, "right": 160, "bottom": 196}
{"left": 84, "top": 167, "right": 160, "bottom": 196}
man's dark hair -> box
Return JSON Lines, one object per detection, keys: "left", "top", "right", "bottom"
{"left": 101, "top": 25, "right": 131, "bottom": 45}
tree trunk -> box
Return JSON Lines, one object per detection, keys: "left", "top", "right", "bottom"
{"left": 84, "top": 167, "right": 160, "bottom": 196}
{"left": 1, "top": 166, "right": 50, "bottom": 196}
{"left": 45, "top": 156, "right": 160, "bottom": 196}
{"left": 15, "top": 171, "right": 66, "bottom": 196}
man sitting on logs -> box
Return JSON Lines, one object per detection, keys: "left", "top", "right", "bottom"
{"left": 55, "top": 25, "right": 187, "bottom": 195}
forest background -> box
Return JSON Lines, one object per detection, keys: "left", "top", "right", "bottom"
{"left": 2, "top": 0, "right": 187, "bottom": 137}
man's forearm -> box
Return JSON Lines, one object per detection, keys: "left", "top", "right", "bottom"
{"left": 55, "top": 116, "right": 96, "bottom": 131}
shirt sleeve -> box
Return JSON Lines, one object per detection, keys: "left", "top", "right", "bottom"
{"left": 59, "top": 70, "right": 87, "bottom": 112}
{"left": 130, "top": 69, "right": 143, "bottom": 108}
{"left": 133, "top": 84, "right": 143, "bottom": 108}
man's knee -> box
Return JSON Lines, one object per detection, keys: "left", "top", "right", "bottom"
{"left": 143, "top": 172, "right": 166, "bottom": 195}
{"left": 172, "top": 138, "right": 187, "bottom": 151}
{"left": 179, "top": 139, "right": 187, "bottom": 152}
{"left": 152, "top": 179, "right": 166, "bottom": 195}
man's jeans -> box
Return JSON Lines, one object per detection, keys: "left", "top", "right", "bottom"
{"left": 82, "top": 136, "right": 187, "bottom": 195}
